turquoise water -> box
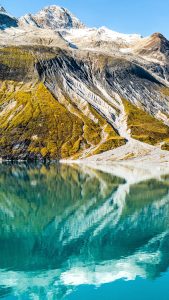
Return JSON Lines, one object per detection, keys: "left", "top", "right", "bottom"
{"left": 0, "top": 163, "right": 169, "bottom": 299}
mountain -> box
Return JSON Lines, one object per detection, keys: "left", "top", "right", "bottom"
{"left": 133, "top": 32, "right": 169, "bottom": 62}
{"left": 0, "top": 5, "right": 169, "bottom": 161}
{"left": 19, "top": 5, "right": 85, "bottom": 29}
{"left": 0, "top": 6, "right": 18, "bottom": 29}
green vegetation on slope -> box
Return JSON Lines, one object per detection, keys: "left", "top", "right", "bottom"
{"left": 123, "top": 98, "right": 169, "bottom": 146}
{"left": 0, "top": 46, "right": 126, "bottom": 160}
{"left": 0, "top": 47, "right": 35, "bottom": 68}
{"left": 0, "top": 82, "right": 83, "bottom": 159}
{"left": 0, "top": 80, "right": 124, "bottom": 160}
{"left": 161, "top": 87, "right": 169, "bottom": 97}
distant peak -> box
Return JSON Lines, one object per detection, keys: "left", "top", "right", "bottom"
{"left": 151, "top": 32, "right": 166, "bottom": 40}
{"left": 0, "top": 6, "right": 6, "bottom": 13}
{"left": 0, "top": 6, "right": 18, "bottom": 29}
{"left": 42, "top": 5, "right": 65, "bottom": 11}
{"left": 39, "top": 5, "right": 72, "bottom": 15}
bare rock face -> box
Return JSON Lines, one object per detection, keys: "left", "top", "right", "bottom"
{"left": 19, "top": 5, "right": 85, "bottom": 30}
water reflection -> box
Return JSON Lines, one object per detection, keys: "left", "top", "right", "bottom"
{"left": 0, "top": 163, "right": 169, "bottom": 299}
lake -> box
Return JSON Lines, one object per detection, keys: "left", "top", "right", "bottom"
{"left": 0, "top": 163, "right": 169, "bottom": 299}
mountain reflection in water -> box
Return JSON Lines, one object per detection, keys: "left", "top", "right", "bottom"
{"left": 0, "top": 163, "right": 169, "bottom": 299}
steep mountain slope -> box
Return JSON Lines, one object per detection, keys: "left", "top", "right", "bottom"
{"left": 0, "top": 47, "right": 125, "bottom": 160}
{"left": 0, "top": 5, "right": 169, "bottom": 161}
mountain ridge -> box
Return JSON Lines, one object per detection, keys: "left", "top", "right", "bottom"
{"left": 0, "top": 5, "right": 169, "bottom": 161}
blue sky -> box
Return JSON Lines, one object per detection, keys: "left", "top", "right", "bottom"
{"left": 1, "top": 0, "right": 169, "bottom": 38}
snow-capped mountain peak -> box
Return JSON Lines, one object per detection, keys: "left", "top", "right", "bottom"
{"left": 19, "top": 5, "right": 85, "bottom": 30}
